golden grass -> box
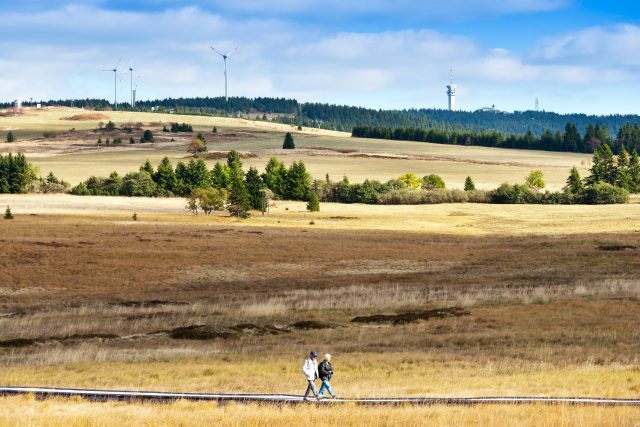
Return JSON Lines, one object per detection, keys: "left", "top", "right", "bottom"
{"left": 2, "top": 396, "right": 639, "bottom": 427}
{"left": 1, "top": 195, "right": 640, "bottom": 235}
{"left": 0, "top": 106, "right": 592, "bottom": 188}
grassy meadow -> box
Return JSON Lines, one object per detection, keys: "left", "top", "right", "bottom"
{"left": 0, "top": 108, "right": 639, "bottom": 425}
{"left": 0, "top": 107, "right": 591, "bottom": 189}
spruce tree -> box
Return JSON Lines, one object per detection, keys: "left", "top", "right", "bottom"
{"left": 564, "top": 166, "right": 583, "bottom": 195}
{"left": 629, "top": 150, "right": 640, "bottom": 193}
{"left": 616, "top": 145, "right": 631, "bottom": 190}
{"left": 464, "top": 176, "right": 475, "bottom": 192}
{"left": 285, "top": 161, "right": 310, "bottom": 200}
{"left": 307, "top": 191, "right": 320, "bottom": 212}
{"left": 244, "top": 167, "right": 266, "bottom": 210}
{"left": 4, "top": 206, "right": 13, "bottom": 219}
{"left": 154, "top": 157, "right": 176, "bottom": 194}
{"left": 283, "top": 132, "right": 295, "bottom": 149}
{"left": 6, "top": 132, "right": 14, "bottom": 143}
{"left": 226, "top": 150, "right": 250, "bottom": 217}
{"left": 140, "top": 159, "right": 154, "bottom": 176}
{"left": 211, "top": 162, "right": 231, "bottom": 189}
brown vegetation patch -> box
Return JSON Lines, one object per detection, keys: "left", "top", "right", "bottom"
{"left": 597, "top": 245, "right": 637, "bottom": 251}
{"left": 330, "top": 216, "right": 359, "bottom": 220}
{"left": 169, "top": 325, "right": 238, "bottom": 340}
{"left": 107, "top": 300, "right": 188, "bottom": 308}
{"left": 169, "top": 323, "right": 289, "bottom": 340}
{"left": 0, "top": 338, "right": 41, "bottom": 348}
{"left": 62, "top": 113, "right": 110, "bottom": 121}
{"left": 351, "top": 307, "right": 471, "bottom": 325}
{"left": 288, "top": 320, "right": 336, "bottom": 330}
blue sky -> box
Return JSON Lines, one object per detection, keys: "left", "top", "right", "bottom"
{"left": 1, "top": 0, "right": 640, "bottom": 114}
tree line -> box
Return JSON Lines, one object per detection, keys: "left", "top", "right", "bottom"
{"left": 7, "top": 96, "right": 640, "bottom": 138}
{"left": 70, "top": 151, "right": 313, "bottom": 217}
{"left": 353, "top": 122, "right": 640, "bottom": 154}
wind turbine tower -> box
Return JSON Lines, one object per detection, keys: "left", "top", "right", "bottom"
{"left": 129, "top": 60, "right": 135, "bottom": 109}
{"left": 211, "top": 46, "right": 238, "bottom": 102}
{"left": 446, "top": 69, "right": 457, "bottom": 112}
{"left": 103, "top": 59, "right": 121, "bottom": 110}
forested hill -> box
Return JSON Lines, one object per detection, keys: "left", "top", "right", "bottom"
{"left": 4, "top": 96, "right": 640, "bottom": 136}
{"left": 288, "top": 104, "right": 640, "bottom": 136}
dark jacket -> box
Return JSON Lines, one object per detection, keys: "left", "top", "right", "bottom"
{"left": 318, "top": 361, "right": 333, "bottom": 381}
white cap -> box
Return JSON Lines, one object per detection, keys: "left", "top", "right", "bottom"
{"left": 324, "top": 354, "right": 331, "bottom": 359}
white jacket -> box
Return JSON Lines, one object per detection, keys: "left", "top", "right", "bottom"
{"left": 302, "top": 357, "right": 319, "bottom": 381}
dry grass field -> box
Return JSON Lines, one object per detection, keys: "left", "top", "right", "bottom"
{"left": 1, "top": 108, "right": 639, "bottom": 425}
{"left": 0, "top": 107, "right": 590, "bottom": 188}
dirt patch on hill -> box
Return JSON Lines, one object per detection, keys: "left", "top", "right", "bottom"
{"left": 351, "top": 307, "right": 470, "bottom": 325}
{"left": 200, "top": 151, "right": 258, "bottom": 160}
{"left": 62, "top": 113, "right": 110, "bottom": 121}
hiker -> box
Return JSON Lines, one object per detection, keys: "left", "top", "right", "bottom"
{"left": 302, "top": 350, "right": 319, "bottom": 401}
{"left": 317, "top": 353, "right": 336, "bottom": 399}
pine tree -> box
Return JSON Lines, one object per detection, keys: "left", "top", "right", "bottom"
{"left": 588, "top": 144, "right": 616, "bottom": 185}
{"left": 6, "top": 132, "right": 15, "bottom": 143}
{"left": 563, "top": 123, "right": 580, "bottom": 152}
{"left": 307, "top": 191, "right": 320, "bottom": 212}
{"left": 245, "top": 167, "right": 266, "bottom": 210}
{"left": 140, "top": 159, "right": 154, "bottom": 176}
{"left": 285, "top": 161, "right": 310, "bottom": 200}
{"left": 226, "top": 150, "right": 250, "bottom": 217}
{"left": 629, "top": 150, "right": 640, "bottom": 193}
{"left": 464, "top": 176, "right": 475, "bottom": 191}
{"left": 616, "top": 145, "right": 631, "bottom": 190}
{"left": 564, "top": 166, "right": 583, "bottom": 195}
{"left": 211, "top": 162, "right": 231, "bottom": 189}
{"left": 261, "top": 157, "right": 287, "bottom": 198}
{"left": 283, "top": 132, "right": 295, "bottom": 149}
{"left": 4, "top": 206, "right": 13, "bottom": 219}
{"left": 154, "top": 157, "right": 176, "bottom": 194}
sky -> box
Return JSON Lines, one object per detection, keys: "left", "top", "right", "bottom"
{"left": 1, "top": 0, "right": 640, "bottom": 114}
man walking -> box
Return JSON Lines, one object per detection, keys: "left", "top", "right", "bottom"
{"left": 302, "top": 350, "right": 319, "bottom": 401}
{"left": 317, "top": 353, "right": 336, "bottom": 399}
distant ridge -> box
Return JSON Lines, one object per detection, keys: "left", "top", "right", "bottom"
{"left": 3, "top": 96, "right": 640, "bottom": 136}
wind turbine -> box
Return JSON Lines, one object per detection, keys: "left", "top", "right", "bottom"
{"left": 102, "top": 59, "right": 121, "bottom": 110}
{"left": 211, "top": 46, "right": 238, "bottom": 102}
{"left": 129, "top": 60, "right": 135, "bottom": 109}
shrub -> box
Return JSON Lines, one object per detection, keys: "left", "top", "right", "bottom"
{"left": 191, "top": 188, "right": 228, "bottom": 215}
{"left": 580, "top": 182, "right": 629, "bottom": 204}
{"left": 6, "top": 132, "right": 15, "bottom": 143}
{"left": 120, "top": 171, "right": 160, "bottom": 197}
{"left": 422, "top": 174, "right": 446, "bottom": 190}
{"left": 105, "top": 121, "right": 116, "bottom": 131}
{"left": 377, "top": 188, "right": 470, "bottom": 205}
{"left": 399, "top": 172, "right": 420, "bottom": 189}
{"left": 526, "top": 170, "right": 545, "bottom": 190}
{"left": 490, "top": 183, "right": 532, "bottom": 204}
{"left": 129, "top": 137, "right": 135, "bottom": 144}
{"left": 70, "top": 182, "right": 91, "bottom": 195}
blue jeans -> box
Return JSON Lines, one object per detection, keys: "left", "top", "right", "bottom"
{"left": 317, "top": 380, "right": 334, "bottom": 397}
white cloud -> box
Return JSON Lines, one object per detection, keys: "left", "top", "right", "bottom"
{"left": 0, "top": 4, "right": 638, "bottom": 114}
{"left": 534, "top": 24, "right": 640, "bottom": 67}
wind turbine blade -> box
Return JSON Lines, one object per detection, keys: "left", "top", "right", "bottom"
{"left": 211, "top": 46, "right": 225, "bottom": 57}
{"left": 226, "top": 46, "right": 239, "bottom": 57}
{"left": 114, "top": 58, "right": 121, "bottom": 70}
